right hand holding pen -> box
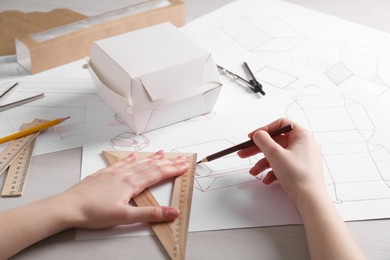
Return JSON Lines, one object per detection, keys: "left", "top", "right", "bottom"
{"left": 240, "top": 119, "right": 367, "bottom": 259}
{"left": 238, "top": 118, "right": 326, "bottom": 205}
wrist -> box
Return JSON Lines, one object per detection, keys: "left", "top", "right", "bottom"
{"left": 291, "top": 185, "right": 332, "bottom": 217}
{"left": 42, "top": 193, "right": 84, "bottom": 230}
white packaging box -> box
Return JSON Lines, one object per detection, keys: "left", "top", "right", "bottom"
{"left": 88, "top": 22, "right": 222, "bottom": 134}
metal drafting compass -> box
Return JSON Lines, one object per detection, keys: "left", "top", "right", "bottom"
{"left": 0, "top": 82, "right": 44, "bottom": 112}
{"left": 217, "top": 63, "right": 265, "bottom": 95}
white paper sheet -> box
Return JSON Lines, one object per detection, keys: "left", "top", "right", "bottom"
{"left": 78, "top": 0, "right": 390, "bottom": 239}
{"left": 0, "top": 79, "right": 98, "bottom": 155}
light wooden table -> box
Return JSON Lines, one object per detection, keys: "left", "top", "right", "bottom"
{"left": 1, "top": 1, "right": 390, "bottom": 259}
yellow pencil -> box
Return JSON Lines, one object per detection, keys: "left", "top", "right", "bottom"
{"left": 0, "top": 117, "right": 70, "bottom": 144}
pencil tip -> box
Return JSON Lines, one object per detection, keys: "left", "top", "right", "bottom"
{"left": 60, "top": 116, "right": 71, "bottom": 122}
{"left": 197, "top": 158, "right": 208, "bottom": 164}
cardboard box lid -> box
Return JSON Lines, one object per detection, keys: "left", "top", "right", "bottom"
{"left": 93, "top": 22, "right": 211, "bottom": 101}
{"left": 0, "top": 9, "right": 87, "bottom": 56}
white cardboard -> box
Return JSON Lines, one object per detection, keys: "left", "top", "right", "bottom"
{"left": 88, "top": 22, "right": 222, "bottom": 134}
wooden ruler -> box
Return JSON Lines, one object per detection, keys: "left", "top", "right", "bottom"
{"left": 0, "top": 119, "right": 46, "bottom": 197}
{"left": 1, "top": 139, "right": 37, "bottom": 197}
{"left": 102, "top": 150, "right": 196, "bottom": 260}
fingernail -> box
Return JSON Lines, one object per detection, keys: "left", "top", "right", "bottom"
{"left": 249, "top": 168, "right": 258, "bottom": 176}
{"left": 176, "top": 156, "right": 188, "bottom": 163}
{"left": 166, "top": 208, "right": 180, "bottom": 219}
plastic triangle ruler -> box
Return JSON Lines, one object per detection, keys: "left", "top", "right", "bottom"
{"left": 102, "top": 150, "right": 196, "bottom": 260}
{"left": 0, "top": 119, "right": 46, "bottom": 197}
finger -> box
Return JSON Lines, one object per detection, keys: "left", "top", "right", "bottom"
{"left": 237, "top": 145, "right": 261, "bottom": 158}
{"left": 91, "top": 153, "right": 136, "bottom": 177}
{"left": 128, "top": 162, "right": 189, "bottom": 195}
{"left": 248, "top": 118, "right": 294, "bottom": 139}
{"left": 132, "top": 155, "right": 188, "bottom": 176}
{"left": 121, "top": 151, "right": 166, "bottom": 173}
{"left": 173, "top": 155, "right": 189, "bottom": 164}
{"left": 126, "top": 206, "right": 180, "bottom": 223}
{"left": 109, "top": 153, "right": 136, "bottom": 169}
{"left": 238, "top": 131, "right": 290, "bottom": 160}
{"left": 127, "top": 157, "right": 174, "bottom": 177}
{"left": 252, "top": 130, "right": 284, "bottom": 159}
{"left": 271, "top": 134, "right": 290, "bottom": 149}
{"left": 137, "top": 162, "right": 189, "bottom": 185}
{"left": 262, "top": 171, "right": 277, "bottom": 185}
{"left": 147, "top": 150, "right": 165, "bottom": 160}
{"left": 249, "top": 157, "right": 270, "bottom": 176}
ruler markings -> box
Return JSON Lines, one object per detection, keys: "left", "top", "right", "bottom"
{"left": 0, "top": 119, "right": 47, "bottom": 197}
{"left": 2, "top": 139, "right": 36, "bottom": 197}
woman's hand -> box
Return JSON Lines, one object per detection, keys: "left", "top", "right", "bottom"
{"left": 238, "top": 118, "right": 325, "bottom": 206}
{"left": 55, "top": 150, "right": 189, "bottom": 229}
{"left": 239, "top": 118, "right": 366, "bottom": 260}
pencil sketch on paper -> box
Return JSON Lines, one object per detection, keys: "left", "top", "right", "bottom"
{"left": 172, "top": 139, "right": 261, "bottom": 192}
{"left": 109, "top": 132, "right": 150, "bottom": 151}
{"left": 286, "top": 94, "right": 390, "bottom": 203}
{"left": 254, "top": 65, "right": 298, "bottom": 89}
{"left": 221, "top": 17, "right": 306, "bottom": 52}
{"left": 106, "top": 113, "right": 150, "bottom": 151}
{"left": 325, "top": 40, "right": 390, "bottom": 96}
{"left": 56, "top": 122, "right": 85, "bottom": 139}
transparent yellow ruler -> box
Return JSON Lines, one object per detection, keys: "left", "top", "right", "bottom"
{"left": 102, "top": 151, "right": 196, "bottom": 260}
{"left": 0, "top": 119, "right": 47, "bottom": 197}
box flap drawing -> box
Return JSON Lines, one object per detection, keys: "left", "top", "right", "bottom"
{"left": 88, "top": 22, "right": 222, "bottom": 134}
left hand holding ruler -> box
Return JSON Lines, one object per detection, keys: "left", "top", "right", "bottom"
{"left": 103, "top": 151, "right": 196, "bottom": 260}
